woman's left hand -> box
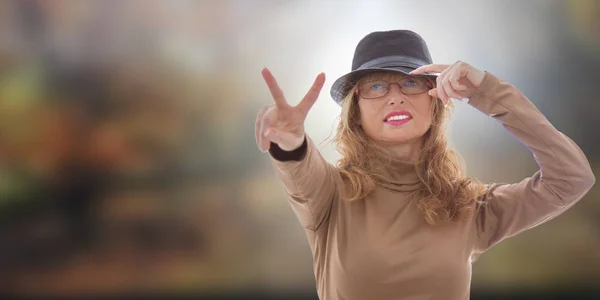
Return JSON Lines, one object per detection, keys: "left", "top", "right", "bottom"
{"left": 410, "top": 61, "right": 485, "bottom": 106}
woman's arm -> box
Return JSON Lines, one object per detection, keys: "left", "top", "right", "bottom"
{"left": 466, "top": 71, "right": 595, "bottom": 255}
{"left": 269, "top": 135, "right": 341, "bottom": 231}
{"left": 256, "top": 68, "right": 338, "bottom": 231}
{"left": 412, "top": 62, "right": 595, "bottom": 256}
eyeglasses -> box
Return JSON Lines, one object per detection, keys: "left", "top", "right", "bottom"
{"left": 355, "top": 77, "right": 433, "bottom": 99}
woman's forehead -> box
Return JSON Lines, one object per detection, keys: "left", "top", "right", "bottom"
{"left": 358, "top": 71, "right": 407, "bottom": 83}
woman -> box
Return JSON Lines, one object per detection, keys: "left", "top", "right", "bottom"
{"left": 254, "top": 30, "right": 595, "bottom": 300}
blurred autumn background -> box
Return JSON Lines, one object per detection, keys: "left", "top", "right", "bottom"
{"left": 0, "top": 0, "right": 598, "bottom": 299}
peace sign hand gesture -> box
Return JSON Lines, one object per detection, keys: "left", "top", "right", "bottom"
{"left": 410, "top": 61, "right": 486, "bottom": 106}
{"left": 256, "top": 68, "right": 326, "bottom": 152}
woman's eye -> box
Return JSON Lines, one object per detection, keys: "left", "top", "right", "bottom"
{"left": 403, "top": 79, "right": 418, "bottom": 87}
{"left": 370, "top": 82, "right": 385, "bottom": 90}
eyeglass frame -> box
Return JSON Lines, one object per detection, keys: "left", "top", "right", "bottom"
{"left": 354, "top": 76, "right": 435, "bottom": 99}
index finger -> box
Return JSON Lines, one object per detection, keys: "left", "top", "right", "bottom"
{"left": 262, "top": 68, "right": 290, "bottom": 108}
{"left": 409, "top": 64, "right": 451, "bottom": 75}
{"left": 297, "top": 72, "right": 326, "bottom": 115}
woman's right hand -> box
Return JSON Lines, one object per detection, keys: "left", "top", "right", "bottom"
{"left": 256, "top": 68, "right": 326, "bottom": 152}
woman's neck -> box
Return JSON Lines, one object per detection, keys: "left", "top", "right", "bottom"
{"left": 370, "top": 137, "right": 423, "bottom": 192}
{"left": 376, "top": 137, "right": 423, "bottom": 162}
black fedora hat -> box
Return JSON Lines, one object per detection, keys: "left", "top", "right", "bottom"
{"left": 330, "top": 30, "right": 437, "bottom": 105}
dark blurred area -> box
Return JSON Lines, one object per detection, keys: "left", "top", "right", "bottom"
{"left": 0, "top": 0, "right": 598, "bottom": 299}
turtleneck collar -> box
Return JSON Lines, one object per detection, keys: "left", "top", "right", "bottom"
{"left": 371, "top": 145, "right": 422, "bottom": 193}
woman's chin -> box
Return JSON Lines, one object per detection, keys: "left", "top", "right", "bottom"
{"left": 376, "top": 134, "right": 417, "bottom": 144}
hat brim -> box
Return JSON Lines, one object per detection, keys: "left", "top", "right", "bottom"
{"left": 330, "top": 66, "right": 438, "bottom": 105}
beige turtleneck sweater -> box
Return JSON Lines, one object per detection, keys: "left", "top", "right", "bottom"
{"left": 268, "top": 72, "right": 595, "bottom": 300}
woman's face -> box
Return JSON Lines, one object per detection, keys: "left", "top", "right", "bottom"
{"left": 356, "top": 72, "right": 435, "bottom": 144}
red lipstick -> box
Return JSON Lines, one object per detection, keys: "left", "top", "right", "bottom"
{"left": 384, "top": 110, "right": 412, "bottom": 126}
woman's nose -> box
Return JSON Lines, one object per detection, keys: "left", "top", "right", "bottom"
{"left": 387, "top": 83, "right": 406, "bottom": 105}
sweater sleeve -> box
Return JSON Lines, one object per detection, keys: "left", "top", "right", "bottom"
{"left": 468, "top": 72, "right": 595, "bottom": 256}
{"left": 269, "top": 134, "right": 342, "bottom": 231}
